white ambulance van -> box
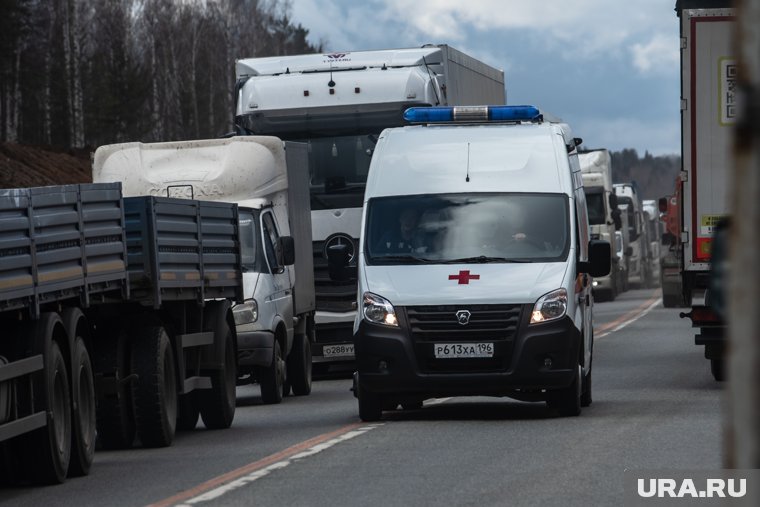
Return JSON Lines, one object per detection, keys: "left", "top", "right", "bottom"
{"left": 334, "top": 105, "right": 610, "bottom": 420}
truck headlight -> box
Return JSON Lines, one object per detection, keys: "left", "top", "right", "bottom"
{"left": 530, "top": 288, "right": 568, "bottom": 324}
{"left": 233, "top": 300, "right": 258, "bottom": 325}
{"left": 362, "top": 292, "right": 398, "bottom": 327}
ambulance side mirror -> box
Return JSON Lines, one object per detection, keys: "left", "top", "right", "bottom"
{"left": 582, "top": 240, "right": 611, "bottom": 278}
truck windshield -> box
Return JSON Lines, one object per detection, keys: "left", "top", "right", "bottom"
{"left": 584, "top": 189, "right": 606, "bottom": 225}
{"left": 365, "top": 193, "right": 570, "bottom": 265}
{"left": 293, "top": 135, "right": 376, "bottom": 211}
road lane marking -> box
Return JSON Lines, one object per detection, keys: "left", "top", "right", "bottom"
{"left": 148, "top": 422, "right": 382, "bottom": 507}
{"left": 595, "top": 291, "right": 662, "bottom": 340}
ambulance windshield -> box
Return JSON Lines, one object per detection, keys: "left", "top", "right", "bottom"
{"left": 365, "top": 193, "right": 570, "bottom": 264}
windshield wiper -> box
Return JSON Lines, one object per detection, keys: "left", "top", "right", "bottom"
{"left": 375, "top": 254, "right": 436, "bottom": 264}
{"left": 442, "top": 256, "right": 530, "bottom": 264}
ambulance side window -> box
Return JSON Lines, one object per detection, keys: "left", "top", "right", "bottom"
{"left": 574, "top": 187, "right": 590, "bottom": 262}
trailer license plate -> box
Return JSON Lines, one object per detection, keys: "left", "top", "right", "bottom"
{"left": 434, "top": 343, "right": 494, "bottom": 358}
{"left": 322, "top": 344, "right": 354, "bottom": 358}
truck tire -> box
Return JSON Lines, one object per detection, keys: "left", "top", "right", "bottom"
{"left": 357, "top": 379, "right": 382, "bottom": 422}
{"left": 260, "top": 340, "right": 285, "bottom": 404}
{"left": 27, "top": 324, "right": 72, "bottom": 484}
{"left": 176, "top": 392, "right": 199, "bottom": 431}
{"left": 711, "top": 359, "right": 726, "bottom": 382}
{"left": 662, "top": 293, "right": 680, "bottom": 308}
{"left": 93, "top": 325, "right": 135, "bottom": 450}
{"left": 546, "top": 363, "right": 582, "bottom": 417}
{"left": 68, "top": 337, "right": 96, "bottom": 476}
{"left": 131, "top": 326, "right": 177, "bottom": 447}
{"left": 200, "top": 327, "right": 237, "bottom": 429}
{"left": 287, "top": 332, "right": 312, "bottom": 396}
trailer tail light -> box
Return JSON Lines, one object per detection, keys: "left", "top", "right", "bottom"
{"left": 680, "top": 305, "right": 723, "bottom": 326}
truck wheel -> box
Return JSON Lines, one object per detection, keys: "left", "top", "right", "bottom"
{"left": 200, "top": 327, "right": 237, "bottom": 429}
{"left": 662, "top": 293, "right": 680, "bottom": 308}
{"left": 260, "top": 341, "right": 285, "bottom": 404}
{"left": 68, "top": 336, "right": 96, "bottom": 476}
{"left": 132, "top": 326, "right": 177, "bottom": 447}
{"left": 711, "top": 359, "right": 726, "bottom": 382}
{"left": 176, "top": 392, "right": 200, "bottom": 431}
{"left": 357, "top": 380, "right": 382, "bottom": 422}
{"left": 27, "top": 325, "right": 72, "bottom": 484}
{"left": 287, "top": 332, "right": 312, "bottom": 396}
{"left": 547, "top": 364, "right": 582, "bottom": 417}
{"left": 93, "top": 325, "right": 135, "bottom": 450}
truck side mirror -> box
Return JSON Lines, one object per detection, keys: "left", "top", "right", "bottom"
{"left": 581, "top": 240, "right": 611, "bottom": 278}
{"left": 276, "top": 236, "right": 296, "bottom": 266}
{"left": 658, "top": 196, "right": 669, "bottom": 213}
{"left": 326, "top": 243, "right": 356, "bottom": 282}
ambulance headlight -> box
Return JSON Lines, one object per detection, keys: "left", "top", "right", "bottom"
{"left": 233, "top": 300, "right": 258, "bottom": 325}
{"left": 362, "top": 292, "right": 398, "bottom": 327}
{"left": 530, "top": 288, "right": 568, "bottom": 324}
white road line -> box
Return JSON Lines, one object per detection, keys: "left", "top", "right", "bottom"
{"left": 596, "top": 297, "right": 663, "bottom": 340}
{"left": 175, "top": 424, "right": 383, "bottom": 506}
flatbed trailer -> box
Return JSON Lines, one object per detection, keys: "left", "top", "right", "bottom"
{"left": 0, "top": 183, "right": 242, "bottom": 484}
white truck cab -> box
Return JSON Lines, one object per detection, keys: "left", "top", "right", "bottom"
{"left": 93, "top": 137, "right": 316, "bottom": 404}
{"left": 337, "top": 106, "right": 610, "bottom": 421}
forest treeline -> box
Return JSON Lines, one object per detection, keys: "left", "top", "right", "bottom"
{"left": 0, "top": 0, "right": 320, "bottom": 149}
{"left": 0, "top": 0, "right": 679, "bottom": 200}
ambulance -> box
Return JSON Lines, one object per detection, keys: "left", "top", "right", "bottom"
{"left": 332, "top": 105, "right": 610, "bottom": 420}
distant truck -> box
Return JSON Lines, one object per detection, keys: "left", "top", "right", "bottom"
{"left": 642, "top": 199, "right": 663, "bottom": 288}
{"left": 614, "top": 183, "right": 652, "bottom": 289}
{"left": 93, "top": 137, "right": 316, "bottom": 403}
{"left": 0, "top": 183, "right": 242, "bottom": 484}
{"left": 233, "top": 45, "right": 506, "bottom": 372}
{"left": 676, "top": 4, "right": 734, "bottom": 380}
{"left": 659, "top": 180, "right": 685, "bottom": 307}
{"left": 579, "top": 149, "right": 621, "bottom": 301}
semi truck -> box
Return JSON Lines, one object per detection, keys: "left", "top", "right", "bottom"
{"left": 93, "top": 136, "right": 316, "bottom": 403}
{"left": 675, "top": 3, "right": 734, "bottom": 381}
{"left": 233, "top": 45, "right": 506, "bottom": 371}
{"left": 642, "top": 199, "right": 663, "bottom": 288}
{"left": 614, "top": 182, "right": 652, "bottom": 289}
{"left": 579, "top": 149, "right": 621, "bottom": 301}
{"left": 0, "top": 183, "right": 242, "bottom": 484}
{"left": 659, "top": 180, "right": 685, "bottom": 307}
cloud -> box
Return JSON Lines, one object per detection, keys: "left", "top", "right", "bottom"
{"left": 631, "top": 33, "right": 680, "bottom": 74}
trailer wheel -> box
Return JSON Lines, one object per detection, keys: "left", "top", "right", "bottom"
{"left": 287, "top": 332, "right": 312, "bottom": 396}
{"left": 68, "top": 337, "right": 96, "bottom": 476}
{"left": 132, "top": 326, "right": 177, "bottom": 447}
{"left": 176, "top": 392, "right": 200, "bottom": 431}
{"left": 200, "top": 327, "right": 236, "bottom": 429}
{"left": 94, "top": 325, "right": 135, "bottom": 450}
{"left": 27, "top": 323, "right": 72, "bottom": 484}
{"left": 260, "top": 340, "right": 285, "bottom": 404}
{"left": 546, "top": 363, "right": 582, "bottom": 417}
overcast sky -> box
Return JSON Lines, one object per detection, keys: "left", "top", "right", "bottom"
{"left": 289, "top": 0, "right": 681, "bottom": 156}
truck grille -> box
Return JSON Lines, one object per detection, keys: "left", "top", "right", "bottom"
{"left": 404, "top": 304, "right": 523, "bottom": 373}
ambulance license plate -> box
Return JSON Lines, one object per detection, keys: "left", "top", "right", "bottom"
{"left": 322, "top": 343, "right": 354, "bottom": 358}
{"left": 434, "top": 342, "right": 494, "bottom": 358}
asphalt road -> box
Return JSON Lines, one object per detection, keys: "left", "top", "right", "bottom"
{"left": 0, "top": 288, "right": 724, "bottom": 507}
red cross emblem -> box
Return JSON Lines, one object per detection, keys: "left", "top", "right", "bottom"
{"left": 448, "top": 270, "right": 480, "bottom": 285}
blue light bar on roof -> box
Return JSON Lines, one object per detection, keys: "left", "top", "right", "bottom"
{"left": 403, "top": 105, "right": 541, "bottom": 123}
